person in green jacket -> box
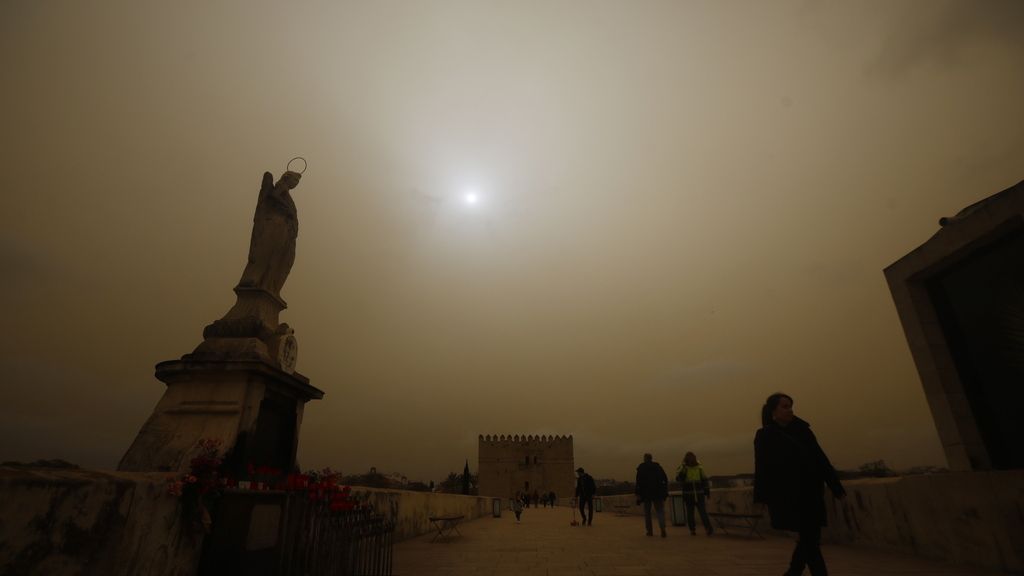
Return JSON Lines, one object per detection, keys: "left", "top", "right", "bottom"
{"left": 676, "top": 452, "right": 714, "bottom": 535}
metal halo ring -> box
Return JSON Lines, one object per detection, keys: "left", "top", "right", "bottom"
{"left": 286, "top": 156, "right": 308, "bottom": 175}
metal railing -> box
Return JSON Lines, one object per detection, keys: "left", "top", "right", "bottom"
{"left": 279, "top": 497, "right": 394, "bottom": 576}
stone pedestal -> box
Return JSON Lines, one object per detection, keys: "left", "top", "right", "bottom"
{"left": 193, "top": 287, "right": 299, "bottom": 374}
{"left": 118, "top": 359, "right": 323, "bottom": 474}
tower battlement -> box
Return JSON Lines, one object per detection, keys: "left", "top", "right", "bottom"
{"left": 478, "top": 434, "right": 573, "bottom": 446}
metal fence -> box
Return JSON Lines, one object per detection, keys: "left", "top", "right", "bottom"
{"left": 279, "top": 497, "right": 395, "bottom": 576}
{"left": 198, "top": 490, "right": 394, "bottom": 576}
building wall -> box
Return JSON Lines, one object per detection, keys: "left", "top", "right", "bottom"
{"left": 884, "top": 180, "right": 1024, "bottom": 471}
{"left": 477, "top": 434, "right": 575, "bottom": 500}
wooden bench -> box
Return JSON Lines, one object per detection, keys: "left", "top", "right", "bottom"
{"left": 428, "top": 515, "right": 465, "bottom": 542}
{"left": 707, "top": 512, "right": 765, "bottom": 538}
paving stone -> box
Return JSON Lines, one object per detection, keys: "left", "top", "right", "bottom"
{"left": 393, "top": 506, "right": 1003, "bottom": 575}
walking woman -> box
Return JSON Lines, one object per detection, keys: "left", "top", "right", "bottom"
{"left": 676, "top": 452, "right": 713, "bottom": 535}
{"left": 754, "top": 393, "right": 845, "bottom": 576}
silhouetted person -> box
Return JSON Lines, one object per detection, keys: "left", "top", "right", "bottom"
{"left": 635, "top": 453, "right": 668, "bottom": 537}
{"left": 549, "top": 491, "right": 556, "bottom": 507}
{"left": 575, "top": 467, "right": 596, "bottom": 526}
{"left": 676, "top": 451, "right": 713, "bottom": 535}
{"left": 755, "top": 393, "right": 846, "bottom": 576}
{"left": 512, "top": 491, "right": 524, "bottom": 522}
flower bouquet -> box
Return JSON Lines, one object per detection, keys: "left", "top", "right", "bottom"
{"left": 167, "top": 438, "right": 224, "bottom": 533}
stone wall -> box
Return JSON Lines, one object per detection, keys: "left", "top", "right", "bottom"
{"left": 0, "top": 467, "right": 500, "bottom": 576}
{"left": 5, "top": 467, "right": 1019, "bottom": 574}
{"left": 0, "top": 467, "right": 202, "bottom": 576}
{"left": 825, "top": 471, "right": 1023, "bottom": 573}
{"left": 349, "top": 487, "right": 494, "bottom": 542}
{"left": 596, "top": 472, "right": 1024, "bottom": 574}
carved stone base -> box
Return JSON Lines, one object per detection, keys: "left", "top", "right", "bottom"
{"left": 191, "top": 337, "right": 274, "bottom": 364}
{"left": 191, "top": 286, "right": 298, "bottom": 373}
{"left": 205, "top": 286, "right": 288, "bottom": 339}
{"left": 118, "top": 359, "right": 324, "bottom": 474}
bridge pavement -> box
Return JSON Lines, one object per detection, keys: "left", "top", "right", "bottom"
{"left": 393, "top": 505, "right": 1004, "bottom": 576}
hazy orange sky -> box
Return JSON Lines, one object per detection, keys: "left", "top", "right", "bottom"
{"left": 2, "top": 0, "right": 1022, "bottom": 482}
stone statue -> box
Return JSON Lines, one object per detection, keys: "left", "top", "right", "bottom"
{"left": 189, "top": 169, "right": 304, "bottom": 373}
{"left": 238, "top": 171, "right": 301, "bottom": 300}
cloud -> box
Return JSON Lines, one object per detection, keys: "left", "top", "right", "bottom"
{"left": 865, "top": 0, "right": 1024, "bottom": 81}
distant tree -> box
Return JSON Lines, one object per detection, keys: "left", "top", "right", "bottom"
{"left": 406, "top": 481, "right": 432, "bottom": 492}
{"left": 905, "top": 465, "right": 947, "bottom": 476}
{"left": 343, "top": 469, "right": 395, "bottom": 488}
{"left": 438, "top": 470, "right": 479, "bottom": 495}
{"left": 438, "top": 472, "right": 462, "bottom": 493}
{"left": 857, "top": 460, "right": 895, "bottom": 477}
{"left": 462, "top": 460, "right": 471, "bottom": 495}
{"left": 595, "top": 478, "right": 635, "bottom": 496}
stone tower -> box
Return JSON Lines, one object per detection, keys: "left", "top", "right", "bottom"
{"left": 477, "top": 434, "right": 575, "bottom": 500}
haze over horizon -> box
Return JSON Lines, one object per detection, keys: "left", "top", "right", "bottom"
{"left": 2, "top": 0, "right": 1023, "bottom": 483}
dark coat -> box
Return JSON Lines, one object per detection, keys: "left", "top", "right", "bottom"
{"left": 575, "top": 473, "right": 596, "bottom": 498}
{"left": 635, "top": 461, "right": 669, "bottom": 501}
{"left": 754, "top": 417, "right": 845, "bottom": 531}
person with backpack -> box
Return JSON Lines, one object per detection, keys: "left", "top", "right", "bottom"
{"left": 574, "top": 467, "right": 596, "bottom": 526}
{"left": 676, "top": 451, "right": 714, "bottom": 535}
